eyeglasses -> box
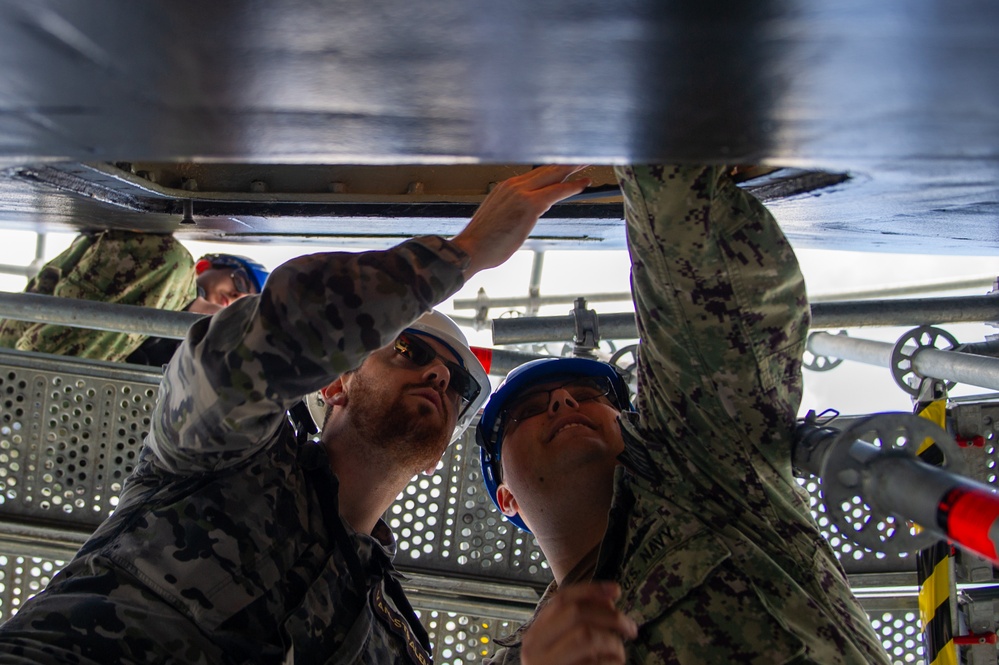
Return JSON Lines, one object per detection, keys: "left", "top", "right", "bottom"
{"left": 394, "top": 332, "right": 481, "bottom": 418}
{"left": 228, "top": 268, "right": 256, "bottom": 295}
{"left": 497, "top": 375, "right": 616, "bottom": 438}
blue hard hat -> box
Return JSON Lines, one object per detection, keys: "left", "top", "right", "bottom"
{"left": 198, "top": 253, "right": 270, "bottom": 293}
{"left": 476, "top": 357, "right": 632, "bottom": 532}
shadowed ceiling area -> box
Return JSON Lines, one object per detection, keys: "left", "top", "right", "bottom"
{"left": 0, "top": 1, "right": 996, "bottom": 253}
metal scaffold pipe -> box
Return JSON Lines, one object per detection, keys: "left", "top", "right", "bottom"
{"left": 806, "top": 333, "right": 894, "bottom": 367}
{"left": 808, "top": 331, "right": 999, "bottom": 392}
{"left": 794, "top": 413, "right": 999, "bottom": 564}
{"left": 492, "top": 312, "right": 637, "bottom": 345}
{"left": 453, "top": 292, "right": 634, "bottom": 311}
{"left": 810, "top": 295, "right": 999, "bottom": 329}
{"left": 0, "top": 292, "right": 203, "bottom": 340}
{"left": 0, "top": 264, "right": 35, "bottom": 278}
{"left": 810, "top": 275, "right": 996, "bottom": 302}
{"left": 461, "top": 277, "right": 997, "bottom": 312}
{"left": 491, "top": 295, "right": 999, "bottom": 345}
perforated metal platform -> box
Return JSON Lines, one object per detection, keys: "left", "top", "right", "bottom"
{"left": 4, "top": 348, "right": 996, "bottom": 663}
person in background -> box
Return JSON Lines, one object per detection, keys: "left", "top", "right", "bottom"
{"left": 477, "top": 165, "right": 891, "bottom": 664}
{"left": 0, "top": 229, "right": 267, "bottom": 364}
{"left": 125, "top": 251, "right": 270, "bottom": 366}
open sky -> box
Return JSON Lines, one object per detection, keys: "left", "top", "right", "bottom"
{"left": 1, "top": 228, "right": 996, "bottom": 419}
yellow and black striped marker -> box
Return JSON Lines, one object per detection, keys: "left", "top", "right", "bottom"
{"left": 915, "top": 400, "right": 958, "bottom": 665}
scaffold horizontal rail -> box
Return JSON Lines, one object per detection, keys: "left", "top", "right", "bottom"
{"left": 491, "top": 295, "right": 999, "bottom": 344}
{"left": 807, "top": 331, "right": 999, "bottom": 393}
{"left": 0, "top": 291, "right": 203, "bottom": 339}
{"left": 3, "top": 291, "right": 999, "bottom": 347}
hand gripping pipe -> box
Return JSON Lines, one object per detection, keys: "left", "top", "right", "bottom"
{"left": 793, "top": 412, "right": 999, "bottom": 565}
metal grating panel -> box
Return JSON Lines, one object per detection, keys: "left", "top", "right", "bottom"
{"left": 419, "top": 612, "right": 520, "bottom": 665}
{"left": 0, "top": 352, "right": 157, "bottom": 528}
{"left": 0, "top": 553, "right": 65, "bottom": 622}
{"left": 389, "top": 438, "right": 549, "bottom": 585}
{"left": 795, "top": 476, "right": 914, "bottom": 574}
{"left": 870, "top": 610, "right": 926, "bottom": 665}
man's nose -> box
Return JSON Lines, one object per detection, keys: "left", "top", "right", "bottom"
{"left": 422, "top": 361, "right": 451, "bottom": 393}
{"left": 548, "top": 388, "right": 579, "bottom": 414}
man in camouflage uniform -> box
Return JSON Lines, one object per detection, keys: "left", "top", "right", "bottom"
{"left": 0, "top": 166, "right": 588, "bottom": 664}
{"left": 476, "top": 165, "right": 891, "bottom": 664}
{"left": 0, "top": 230, "right": 266, "bottom": 363}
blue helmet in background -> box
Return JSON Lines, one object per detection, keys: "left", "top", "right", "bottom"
{"left": 197, "top": 253, "right": 270, "bottom": 294}
{"left": 476, "top": 357, "right": 633, "bottom": 532}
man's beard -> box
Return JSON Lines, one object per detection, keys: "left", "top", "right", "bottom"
{"left": 344, "top": 371, "right": 451, "bottom": 472}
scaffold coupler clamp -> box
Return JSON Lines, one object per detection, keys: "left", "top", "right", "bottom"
{"left": 472, "top": 287, "right": 491, "bottom": 331}
{"left": 890, "top": 325, "right": 959, "bottom": 398}
{"left": 791, "top": 411, "right": 994, "bottom": 560}
{"left": 792, "top": 409, "right": 841, "bottom": 477}
{"left": 571, "top": 297, "right": 600, "bottom": 358}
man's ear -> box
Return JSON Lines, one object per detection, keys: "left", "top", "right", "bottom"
{"left": 495, "top": 484, "right": 520, "bottom": 519}
{"left": 320, "top": 377, "right": 348, "bottom": 408}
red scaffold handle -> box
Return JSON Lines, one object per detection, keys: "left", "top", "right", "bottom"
{"left": 938, "top": 486, "right": 999, "bottom": 565}
{"left": 471, "top": 346, "right": 493, "bottom": 374}
{"left": 953, "top": 632, "right": 998, "bottom": 646}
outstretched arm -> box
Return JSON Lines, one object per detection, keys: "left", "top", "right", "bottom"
{"left": 617, "top": 165, "right": 809, "bottom": 472}
{"left": 150, "top": 166, "right": 588, "bottom": 473}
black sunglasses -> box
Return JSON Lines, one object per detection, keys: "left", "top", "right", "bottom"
{"left": 228, "top": 268, "right": 256, "bottom": 295}
{"left": 203, "top": 255, "right": 259, "bottom": 295}
{"left": 394, "top": 332, "right": 481, "bottom": 417}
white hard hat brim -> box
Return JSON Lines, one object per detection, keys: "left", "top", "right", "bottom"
{"left": 304, "top": 310, "right": 490, "bottom": 443}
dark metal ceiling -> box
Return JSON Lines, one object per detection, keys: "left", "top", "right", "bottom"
{"left": 0, "top": 1, "right": 996, "bottom": 253}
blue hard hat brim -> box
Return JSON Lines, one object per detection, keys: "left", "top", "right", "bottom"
{"left": 200, "top": 253, "right": 270, "bottom": 293}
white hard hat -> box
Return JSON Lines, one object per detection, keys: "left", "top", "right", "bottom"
{"left": 305, "top": 310, "right": 490, "bottom": 443}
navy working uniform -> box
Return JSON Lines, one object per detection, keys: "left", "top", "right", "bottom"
{"left": 486, "top": 166, "right": 890, "bottom": 664}
{"left": 0, "top": 236, "right": 470, "bottom": 664}
{"left": 0, "top": 230, "right": 197, "bottom": 362}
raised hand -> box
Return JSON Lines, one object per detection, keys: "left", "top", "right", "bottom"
{"left": 451, "top": 165, "right": 589, "bottom": 278}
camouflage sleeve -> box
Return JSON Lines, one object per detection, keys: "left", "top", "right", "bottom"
{"left": 149, "top": 236, "right": 469, "bottom": 474}
{"left": 0, "top": 231, "right": 197, "bottom": 362}
{"left": 614, "top": 165, "right": 809, "bottom": 470}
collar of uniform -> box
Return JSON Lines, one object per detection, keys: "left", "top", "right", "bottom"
{"left": 297, "top": 440, "right": 330, "bottom": 470}
{"left": 339, "top": 514, "right": 399, "bottom": 580}
{"left": 615, "top": 412, "right": 662, "bottom": 484}
{"left": 366, "top": 518, "right": 398, "bottom": 560}
{"left": 297, "top": 441, "right": 399, "bottom": 563}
